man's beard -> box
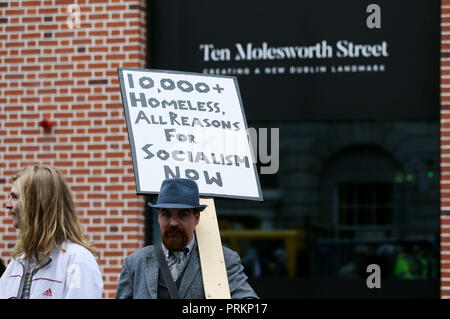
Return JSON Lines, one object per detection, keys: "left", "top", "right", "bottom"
{"left": 161, "top": 225, "right": 189, "bottom": 251}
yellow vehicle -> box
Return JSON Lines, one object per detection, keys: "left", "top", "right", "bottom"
{"left": 220, "top": 229, "right": 304, "bottom": 278}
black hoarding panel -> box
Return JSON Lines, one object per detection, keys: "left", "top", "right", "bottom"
{"left": 149, "top": 0, "right": 439, "bottom": 121}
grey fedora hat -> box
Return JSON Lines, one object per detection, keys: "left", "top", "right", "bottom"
{"left": 148, "top": 178, "right": 207, "bottom": 211}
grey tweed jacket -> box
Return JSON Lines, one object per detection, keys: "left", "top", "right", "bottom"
{"left": 115, "top": 243, "right": 258, "bottom": 299}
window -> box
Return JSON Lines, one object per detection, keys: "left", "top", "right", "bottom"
{"left": 337, "top": 182, "right": 393, "bottom": 239}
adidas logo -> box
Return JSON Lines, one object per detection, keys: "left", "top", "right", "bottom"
{"left": 42, "top": 289, "right": 52, "bottom": 297}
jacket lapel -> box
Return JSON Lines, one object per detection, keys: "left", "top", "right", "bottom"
{"left": 145, "top": 247, "right": 159, "bottom": 299}
{"left": 178, "top": 245, "right": 200, "bottom": 298}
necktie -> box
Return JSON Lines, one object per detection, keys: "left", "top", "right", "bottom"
{"left": 169, "top": 249, "right": 188, "bottom": 281}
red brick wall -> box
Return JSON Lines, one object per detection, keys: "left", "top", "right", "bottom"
{"left": 0, "top": 0, "right": 147, "bottom": 298}
{"left": 443, "top": 0, "right": 450, "bottom": 299}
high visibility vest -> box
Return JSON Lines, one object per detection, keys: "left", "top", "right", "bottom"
{"left": 393, "top": 253, "right": 416, "bottom": 279}
{"left": 418, "top": 256, "right": 428, "bottom": 279}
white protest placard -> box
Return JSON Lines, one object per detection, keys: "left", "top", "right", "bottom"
{"left": 117, "top": 68, "right": 263, "bottom": 201}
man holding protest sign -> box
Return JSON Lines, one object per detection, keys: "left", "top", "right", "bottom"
{"left": 117, "top": 68, "right": 262, "bottom": 299}
{"left": 115, "top": 178, "right": 258, "bottom": 299}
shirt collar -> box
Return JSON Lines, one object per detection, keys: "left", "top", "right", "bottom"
{"left": 161, "top": 233, "right": 196, "bottom": 258}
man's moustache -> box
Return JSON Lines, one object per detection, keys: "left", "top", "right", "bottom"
{"left": 165, "top": 226, "right": 184, "bottom": 235}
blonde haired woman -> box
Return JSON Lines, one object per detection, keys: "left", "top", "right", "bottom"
{"left": 1, "top": 165, "right": 103, "bottom": 299}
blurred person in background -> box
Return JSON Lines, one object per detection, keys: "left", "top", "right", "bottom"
{"left": 376, "top": 244, "right": 396, "bottom": 278}
{"left": 393, "top": 244, "right": 417, "bottom": 280}
{"left": 338, "top": 245, "right": 369, "bottom": 278}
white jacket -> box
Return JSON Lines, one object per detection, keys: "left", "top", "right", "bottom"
{"left": 0, "top": 241, "right": 103, "bottom": 299}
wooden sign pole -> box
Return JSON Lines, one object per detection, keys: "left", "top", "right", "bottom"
{"left": 195, "top": 197, "right": 231, "bottom": 299}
